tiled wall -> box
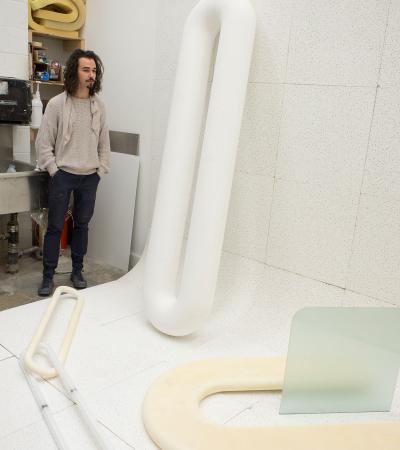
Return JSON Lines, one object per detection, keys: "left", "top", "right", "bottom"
{"left": 0, "top": 0, "right": 35, "bottom": 256}
{"left": 150, "top": 0, "right": 400, "bottom": 306}
{"left": 0, "top": 0, "right": 28, "bottom": 79}
{"left": 0, "top": 0, "right": 30, "bottom": 164}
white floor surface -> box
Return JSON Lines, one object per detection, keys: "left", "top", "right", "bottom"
{"left": 0, "top": 251, "right": 399, "bottom": 449}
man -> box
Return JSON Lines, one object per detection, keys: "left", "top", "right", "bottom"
{"left": 36, "top": 49, "right": 110, "bottom": 296}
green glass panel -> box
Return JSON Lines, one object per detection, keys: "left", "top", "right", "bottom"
{"left": 280, "top": 307, "right": 400, "bottom": 414}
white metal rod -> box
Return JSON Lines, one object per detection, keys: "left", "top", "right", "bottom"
{"left": 144, "top": 0, "right": 256, "bottom": 336}
{"left": 39, "top": 344, "right": 109, "bottom": 450}
{"left": 19, "top": 353, "right": 70, "bottom": 450}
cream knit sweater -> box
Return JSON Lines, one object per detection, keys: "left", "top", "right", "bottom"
{"left": 36, "top": 91, "right": 110, "bottom": 177}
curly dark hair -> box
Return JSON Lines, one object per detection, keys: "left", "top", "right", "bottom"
{"left": 63, "top": 49, "right": 104, "bottom": 96}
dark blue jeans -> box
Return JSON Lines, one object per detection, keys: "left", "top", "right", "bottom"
{"left": 43, "top": 169, "right": 100, "bottom": 279}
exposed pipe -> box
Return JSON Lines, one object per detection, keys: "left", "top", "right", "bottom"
{"left": 2, "top": 215, "right": 40, "bottom": 270}
{"left": 18, "top": 245, "right": 40, "bottom": 257}
{"left": 6, "top": 213, "right": 19, "bottom": 273}
{"left": 143, "top": 0, "right": 256, "bottom": 336}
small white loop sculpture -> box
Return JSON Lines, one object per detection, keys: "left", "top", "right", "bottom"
{"left": 144, "top": 0, "right": 256, "bottom": 336}
{"left": 24, "top": 286, "right": 84, "bottom": 379}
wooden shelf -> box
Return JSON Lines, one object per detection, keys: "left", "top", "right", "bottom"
{"left": 28, "top": 30, "right": 85, "bottom": 52}
{"left": 29, "top": 29, "right": 84, "bottom": 43}
{"left": 28, "top": 29, "right": 85, "bottom": 91}
{"left": 32, "top": 80, "right": 64, "bottom": 86}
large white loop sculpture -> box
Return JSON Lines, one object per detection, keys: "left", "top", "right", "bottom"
{"left": 143, "top": 0, "right": 256, "bottom": 336}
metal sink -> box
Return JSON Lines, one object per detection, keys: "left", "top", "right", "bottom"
{"left": 0, "top": 160, "right": 48, "bottom": 214}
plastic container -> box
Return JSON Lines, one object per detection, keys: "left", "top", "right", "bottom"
{"left": 6, "top": 163, "right": 16, "bottom": 173}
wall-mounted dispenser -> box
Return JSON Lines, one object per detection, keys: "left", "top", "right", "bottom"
{"left": 0, "top": 78, "right": 32, "bottom": 125}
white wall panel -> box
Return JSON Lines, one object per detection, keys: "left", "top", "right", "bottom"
{"left": 248, "top": 0, "right": 292, "bottom": 83}
{"left": 236, "top": 82, "right": 284, "bottom": 177}
{"left": 88, "top": 153, "right": 139, "bottom": 271}
{"left": 363, "top": 87, "right": 400, "bottom": 199}
{"left": 379, "top": 0, "right": 400, "bottom": 87}
{"left": 267, "top": 179, "right": 359, "bottom": 287}
{"left": 276, "top": 85, "right": 375, "bottom": 191}
{"left": 84, "top": 0, "right": 158, "bottom": 262}
{"left": 286, "top": 0, "right": 389, "bottom": 86}
{"left": 348, "top": 194, "right": 400, "bottom": 305}
{"left": 223, "top": 172, "right": 273, "bottom": 261}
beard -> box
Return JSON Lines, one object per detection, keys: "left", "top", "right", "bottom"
{"left": 87, "top": 80, "right": 96, "bottom": 96}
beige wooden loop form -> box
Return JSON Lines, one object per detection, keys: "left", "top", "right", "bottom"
{"left": 143, "top": 357, "right": 400, "bottom": 450}
{"left": 24, "top": 286, "right": 84, "bottom": 379}
{"left": 28, "top": 0, "right": 86, "bottom": 38}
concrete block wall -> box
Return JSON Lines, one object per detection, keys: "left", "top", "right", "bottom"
{"left": 149, "top": 0, "right": 400, "bottom": 306}
{"left": 0, "top": 0, "right": 30, "bottom": 163}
